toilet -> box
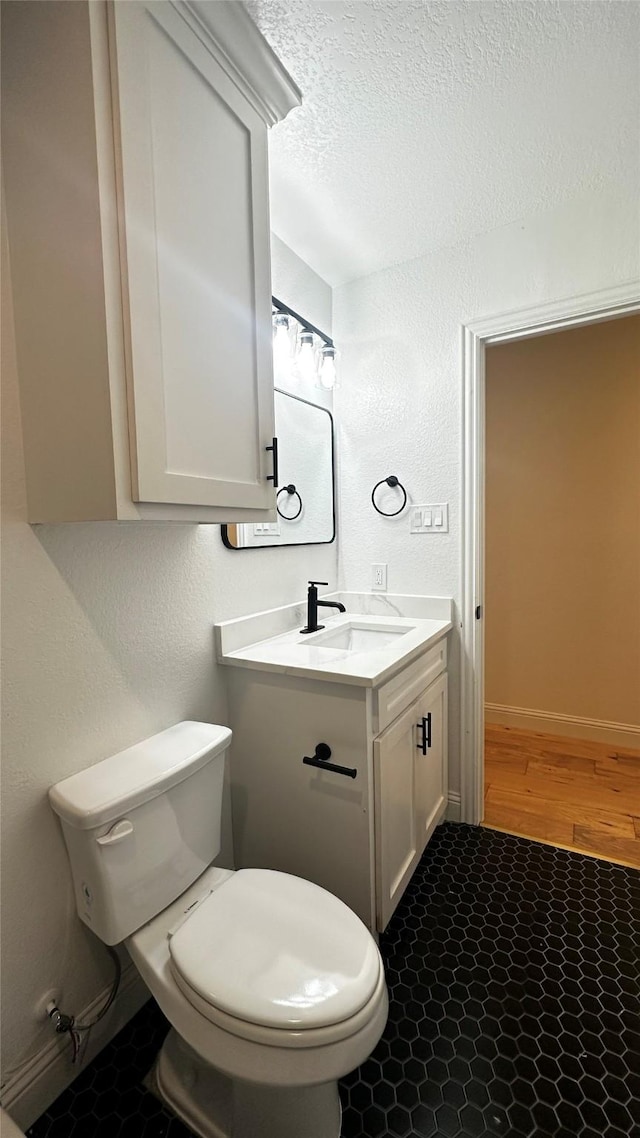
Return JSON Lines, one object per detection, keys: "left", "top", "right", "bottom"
{"left": 49, "top": 722, "right": 388, "bottom": 1138}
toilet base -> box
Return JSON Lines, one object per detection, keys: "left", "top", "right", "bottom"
{"left": 155, "top": 1028, "right": 342, "bottom": 1138}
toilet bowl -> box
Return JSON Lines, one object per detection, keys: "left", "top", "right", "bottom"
{"left": 50, "top": 722, "right": 388, "bottom": 1138}
{"left": 128, "top": 865, "right": 388, "bottom": 1138}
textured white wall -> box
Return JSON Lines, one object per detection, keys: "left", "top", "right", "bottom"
{"left": 333, "top": 186, "right": 640, "bottom": 795}
{"left": 271, "top": 233, "right": 331, "bottom": 333}
{"left": 0, "top": 231, "right": 334, "bottom": 1103}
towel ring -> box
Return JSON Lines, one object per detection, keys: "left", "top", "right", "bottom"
{"left": 371, "top": 476, "right": 407, "bottom": 517}
{"left": 277, "top": 484, "right": 303, "bottom": 521}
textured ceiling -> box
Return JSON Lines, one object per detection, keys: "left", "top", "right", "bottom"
{"left": 245, "top": 0, "right": 639, "bottom": 286}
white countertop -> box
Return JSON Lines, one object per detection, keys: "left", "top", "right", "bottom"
{"left": 216, "top": 604, "right": 452, "bottom": 688}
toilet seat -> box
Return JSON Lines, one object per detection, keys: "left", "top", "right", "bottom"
{"left": 168, "top": 869, "right": 382, "bottom": 1038}
{"left": 171, "top": 957, "right": 387, "bottom": 1049}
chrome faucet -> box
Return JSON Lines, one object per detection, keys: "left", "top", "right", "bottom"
{"left": 300, "top": 581, "right": 346, "bottom": 635}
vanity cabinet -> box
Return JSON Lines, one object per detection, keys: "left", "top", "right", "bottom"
{"left": 2, "top": 0, "right": 300, "bottom": 523}
{"left": 227, "top": 637, "right": 449, "bottom": 932}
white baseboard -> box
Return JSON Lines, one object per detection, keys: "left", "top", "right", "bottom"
{"left": 485, "top": 703, "right": 640, "bottom": 750}
{"left": 1, "top": 966, "right": 149, "bottom": 1131}
{"left": 446, "top": 791, "right": 461, "bottom": 822}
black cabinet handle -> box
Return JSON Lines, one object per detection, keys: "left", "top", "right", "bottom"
{"left": 417, "top": 714, "right": 432, "bottom": 754}
{"left": 266, "top": 437, "right": 279, "bottom": 488}
{"left": 303, "top": 743, "right": 357, "bottom": 779}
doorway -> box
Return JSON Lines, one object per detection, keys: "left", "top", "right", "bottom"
{"left": 460, "top": 282, "right": 640, "bottom": 852}
{"left": 482, "top": 315, "right": 640, "bottom": 867}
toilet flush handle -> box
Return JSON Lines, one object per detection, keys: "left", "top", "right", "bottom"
{"left": 96, "top": 819, "right": 134, "bottom": 846}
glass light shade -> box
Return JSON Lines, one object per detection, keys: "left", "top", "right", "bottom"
{"left": 318, "top": 346, "right": 337, "bottom": 390}
{"left": 273, "top": 313, "right": 293, "bottom": 383}
{"left": 296, "top": 331, "right": 317, "bottom": 383}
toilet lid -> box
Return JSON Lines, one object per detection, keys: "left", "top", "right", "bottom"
{"left": 168, "top": 869, "right": 381, "bottom": 1030}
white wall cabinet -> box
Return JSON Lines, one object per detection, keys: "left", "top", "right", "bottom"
{"left": 227, "top": 638, "right": 449, "bottom": 932}
{"left": 2, "top": 0, "right": 300, "bottom": 523}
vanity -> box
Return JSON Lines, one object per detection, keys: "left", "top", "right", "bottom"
{"left": 216, "top": 595, "right": 451, "bottom": 932}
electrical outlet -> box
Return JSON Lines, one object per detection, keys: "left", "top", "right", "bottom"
{"left": 371, "top": 563, "right": 387, "bottom": 591}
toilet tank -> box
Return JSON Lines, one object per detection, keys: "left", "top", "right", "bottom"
{"left": 49, "top": 722, "right": 231, "bottom": 945}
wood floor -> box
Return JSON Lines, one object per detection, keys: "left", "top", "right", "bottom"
{"left": 483, "top": 723, "right": 640, "bottom": 869}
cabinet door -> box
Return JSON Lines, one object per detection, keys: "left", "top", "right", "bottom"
{"left": 415, "top": 673, "right": 448, "bottom": 850}
{"left": 109, "top": 1, "right": 275, "bottom": 509}
{"left": 374, "top": 674, "right": 448, "bottom": 930}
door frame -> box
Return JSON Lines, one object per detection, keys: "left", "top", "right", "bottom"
{"left": 460, "top": 280, "right": 640, "bottom": 825}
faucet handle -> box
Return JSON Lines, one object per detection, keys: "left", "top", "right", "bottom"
{"left": 308, "top": 580, "right": 329, "bottom": 587}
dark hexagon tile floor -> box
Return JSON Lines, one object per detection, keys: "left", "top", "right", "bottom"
{"left": 26, "top": 823, "right": 640, "bottom": 1138}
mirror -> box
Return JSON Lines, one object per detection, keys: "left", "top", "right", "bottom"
{"left": 222, "top": 389, "right": 335, "bottom": 549}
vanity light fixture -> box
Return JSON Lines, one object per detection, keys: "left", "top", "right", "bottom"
{"left": 272, "top": 297, "right": 336, "bottom": 389}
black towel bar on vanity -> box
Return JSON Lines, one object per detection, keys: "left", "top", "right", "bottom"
{"left": 302, "top": 743, "right": 357, "bottom": 779}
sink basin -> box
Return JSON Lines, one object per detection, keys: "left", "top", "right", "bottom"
{"left": 305, "top": 621, "right": 413, "bottom": 653}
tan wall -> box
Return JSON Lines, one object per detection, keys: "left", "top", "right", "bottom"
{"left": 485, "top": 314, "right": 640, "bottom": 728}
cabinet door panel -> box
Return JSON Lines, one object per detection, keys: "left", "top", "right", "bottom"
{"left": 374, "top": 702, "right": 421, "bottom": 932}
{"left": 416, "top": 673, "right": 448, "bottom": 847}
{"left": 374, "top": 673, "right": 448, "bottom": 931}
{"left": 110, "top": 1, "right": 275, "bottom": 508}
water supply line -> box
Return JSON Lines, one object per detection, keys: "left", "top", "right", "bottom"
{"left": 45, "top": 945, "right": 122, "bottom": 1064}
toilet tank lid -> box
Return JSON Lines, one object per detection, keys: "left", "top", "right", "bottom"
{"left": 49, "top": 722, "right": 232, "bottom": 830}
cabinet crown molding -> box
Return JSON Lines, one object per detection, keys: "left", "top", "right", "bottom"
{"left": 182, "top": 0, "right": 302, "bottom": 126}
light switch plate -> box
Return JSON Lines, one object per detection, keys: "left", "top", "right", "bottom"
{"left": 410, "top": 504, "right": 449, "bottom": 533}
{"left": 253, "top": 520, "right": 281, "bottom": 537}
